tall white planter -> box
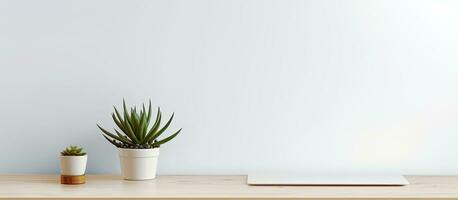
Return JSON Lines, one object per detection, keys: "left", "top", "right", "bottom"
{"left": 118, "top": 148, "right": 160, "bottom": 180}
{"left": 60, "top": 155, "right": 87, "bottom": 176}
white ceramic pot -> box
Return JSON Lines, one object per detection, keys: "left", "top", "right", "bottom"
{"left": 60, "top": 155, "right": 87, "bottom": 176}
{"left": 118, "top": 148, "right": 160, "bottom": 180}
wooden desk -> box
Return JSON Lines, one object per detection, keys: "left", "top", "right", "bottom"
{"left": 1, "top": 175, "right": 457, "bottom": 199}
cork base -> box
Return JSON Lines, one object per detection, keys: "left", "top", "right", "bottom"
{"left": 60, "top": 175, "right": 85, "bottom": 184}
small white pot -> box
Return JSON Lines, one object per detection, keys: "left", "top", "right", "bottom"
{"left": 118, "top": 148, "right": 160, "bottom": 180}
{"left": 60, "top": 155, "right": 87, "bottom": 176}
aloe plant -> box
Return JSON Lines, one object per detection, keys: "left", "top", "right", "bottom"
{"left": 97, "top": 100, "right": 181, "bottom": 149}
{"left": 61, "top": 145, "right": 86, "bottom": 156}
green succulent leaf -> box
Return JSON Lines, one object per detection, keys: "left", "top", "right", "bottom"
{"left": 112, "top": 113, "right": 126, "bottom": 131}
{"left": 131, "top": 108, "right": 139, "bottom": 133}
{"left": 97, "top": 124, "right": 132, "bottom": 144}
{"left": 123, "top": 121, "right": 139, "bottom": 143}
{"left": 97, "top": 100, "right": 181, "bottom": 149}
{"left": 113, "top": 106, "right": 124, "bottom": 122}
{"left": 148, "top": 113, "right": 174, "bottom": 143}
{"left": 154, "top": 128, "right": 182, "bottom": 146}
{"left": 123, "top": 100, "right": 134, "bottom": 128}
{"left": 142, "top": 107, "right": 161, "bottom": 144}
{"left": 138, "top": 110, "right": 147, "bottom": 140}
{"left": 102, "top": 135, "right": 121, "bottom": 147}
{"left": 146, "top": 100, "right": 152, "bottom": 124}
{"left": 114, "top": 129, "right": 133, "bottom": 144}
{"left": 61, "top": 145, "right": 86, "bottom": 156}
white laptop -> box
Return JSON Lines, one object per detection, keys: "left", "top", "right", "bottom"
{"left": 247, "top": 174, "right": 409, "bottom": 186}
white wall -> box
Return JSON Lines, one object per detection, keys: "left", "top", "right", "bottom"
{"left": 1, "top": 0, "right": 458, "bottom": 175}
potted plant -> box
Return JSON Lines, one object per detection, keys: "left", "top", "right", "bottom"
{"left": 97, "top": 100, "right": 181, "bottom": 180}
{"left": 60, "top": 145, "right": 87, "bottom": 184}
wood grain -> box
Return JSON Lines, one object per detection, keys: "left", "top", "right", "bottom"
{"left": 1, "top": 175, "right": 458, "bottom": 199}
{"left": 60, "top": 174, "right": 86, "bottom": 185}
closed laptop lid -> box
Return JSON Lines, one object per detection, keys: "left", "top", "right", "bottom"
{"left": 247, "top": 174, "right": 409, "bottom": 186}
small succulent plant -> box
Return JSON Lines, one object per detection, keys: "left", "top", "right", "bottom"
{"left": 61, "top": 145, "right": 86, "bottom": 156}
{"left": 97, "top": 100, "right": 181, "bottom": 149}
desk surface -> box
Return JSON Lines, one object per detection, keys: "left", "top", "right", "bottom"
{"left": 1, "top": 175, "right": 458, "bottom": 199}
